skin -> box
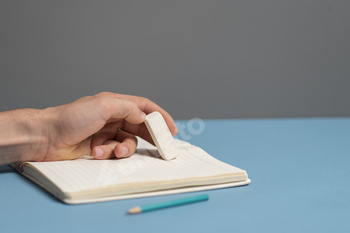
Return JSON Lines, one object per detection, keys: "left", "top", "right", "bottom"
{"left": 0, "top": 92, "right": 178, "bottom": 165}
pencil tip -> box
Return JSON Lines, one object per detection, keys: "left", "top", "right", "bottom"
{"left": 128, "top": 206, "right": 141, "bottom": 214}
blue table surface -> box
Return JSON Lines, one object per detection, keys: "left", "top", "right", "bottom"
{"left": 1, "top": 117, "right": 350, "bottom": 232}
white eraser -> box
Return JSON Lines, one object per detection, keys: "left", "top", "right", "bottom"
{"left": 144, "top": 111, "right": 179, "bottom": 161}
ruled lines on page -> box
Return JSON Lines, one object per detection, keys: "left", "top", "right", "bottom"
{"left": 27, "top": 140, "right": 245, "bottom": 193}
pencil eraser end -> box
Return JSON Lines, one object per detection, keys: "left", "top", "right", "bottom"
{"left": 145, "top": 111, "right": 179, "bottom": 160}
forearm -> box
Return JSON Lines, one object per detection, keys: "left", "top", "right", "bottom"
{"left": 0, "top": 108, "right": 49, "bottom": 165}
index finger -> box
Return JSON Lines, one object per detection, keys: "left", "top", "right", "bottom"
{"left": 96, "top": 92, "right": 178, "bottom": 135}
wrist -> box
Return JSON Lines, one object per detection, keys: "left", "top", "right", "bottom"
{"left": 0, "top": 108, "right": 50, "bottom": 164}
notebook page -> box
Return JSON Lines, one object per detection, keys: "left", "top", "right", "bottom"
{"left": 26, "top": 139, "right": 246, "bottom": 194}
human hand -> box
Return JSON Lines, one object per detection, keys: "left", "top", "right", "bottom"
{"left": 0, "top": 92, "right": 178, "bottom": 165}
{"left": 39, "top": 92, "right": 178, "bottom": 162}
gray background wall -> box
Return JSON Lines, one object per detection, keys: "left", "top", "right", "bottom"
{"left": 1, "top": 0, "right": 349, "bottom": 119}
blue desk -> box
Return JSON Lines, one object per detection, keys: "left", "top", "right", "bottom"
{"left": 1, "top": 118, "right": 350, "bottom": 232}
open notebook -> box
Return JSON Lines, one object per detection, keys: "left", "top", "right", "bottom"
{"left": 11, "top": 138, "right": 250, "bottom": 204}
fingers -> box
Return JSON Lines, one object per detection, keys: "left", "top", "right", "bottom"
{"left": 90, "top": 92, "right": 178, "bottom": 160}
{"left": 136, "top": 98, "right": 178, "bottom": 136}
{"left": 92, "top": 130, "right": 137, "bottom": 160}
{"left": 121, "top": 121, "right": 155, "bottom": 145}
{"left": 90, "top": 121, "right": 123, "bottom": 149}
{"left": 92, "top": 140, "right": 120, "bottom": 159}
{"left": 94, "top": 96, "right": 146, "bottom": 125}
{"left": 95, "top": 92, "right": 178, "bottom": 136}
{"left": 114, "top": 130, "right": 138, "bottom": 158}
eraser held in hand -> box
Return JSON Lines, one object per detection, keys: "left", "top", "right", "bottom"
{"left": 144, "top": 111, "right": 179, "bottom": 160}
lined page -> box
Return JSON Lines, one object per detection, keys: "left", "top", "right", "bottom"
{"left": 27, "top": 139, "right": 246, "bottom": 194}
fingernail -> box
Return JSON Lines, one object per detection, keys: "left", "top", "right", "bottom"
{"left": 96, "top": 148, "right": 104, "bottom": 159}
{"left": 120, "top": 146, "right": 128, "bottom": 157}
{"left": 141, "top": 111, "right": 146, "bottom": 120}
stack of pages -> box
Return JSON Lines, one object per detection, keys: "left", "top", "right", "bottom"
{"left": 12, "top": 138, "right": 250, "bottom": 204}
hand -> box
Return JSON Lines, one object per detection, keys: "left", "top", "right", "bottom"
{"left": 0, "top": 92, "right": 178, "bottom": 164}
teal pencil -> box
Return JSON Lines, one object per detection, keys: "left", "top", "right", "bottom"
{"left": 128, "top": 194, "right": 209, "bottom": 214}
